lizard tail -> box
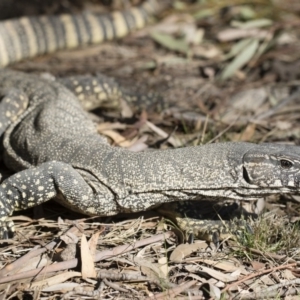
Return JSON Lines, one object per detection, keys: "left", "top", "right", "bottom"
{"left": 0, "top": 0, "right": 170, "bottom": 67}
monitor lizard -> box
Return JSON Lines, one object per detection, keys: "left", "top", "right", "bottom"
{"left": 0, "top": 0, "right": 300, "bottom": 242}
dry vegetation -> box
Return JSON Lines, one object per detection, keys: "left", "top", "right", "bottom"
{"left": 1, "top": 0, "right": 300, "bottom": 299}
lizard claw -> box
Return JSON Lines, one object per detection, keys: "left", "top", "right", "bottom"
{"left": 0, "top": 218, "right": 15, "bottom": 239}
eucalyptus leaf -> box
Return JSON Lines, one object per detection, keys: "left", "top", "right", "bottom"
{"left": 231, "top": 18, "right": 273, "bottom": 29}
{"left": 222, "top": 38, "right": 254, "bottom": 61}
{"left": 194, "top": 8, "right": 214, "bottom": 20}
{"left": 239, "top": 5, "right": 257, "bottom": 20}
{"left": 221, "top": 38, "right": 259, "bottom": 80}
{"left": 151, "top": 31, "right": 189, "bottom": 54}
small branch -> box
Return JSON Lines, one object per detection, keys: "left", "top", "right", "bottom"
{"left": 102, "top": 278, "right": 129, "bottom": 293}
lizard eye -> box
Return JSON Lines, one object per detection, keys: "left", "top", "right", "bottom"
{"left": 280, "top": 159, "right": 293, "bottom": 169}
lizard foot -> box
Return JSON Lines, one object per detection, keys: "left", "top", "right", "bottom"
{"left": 0, "top": 217, "right": 15, "bottom": 239}
{"left": 182, "top": 218, "right": 253, "bottom": 246}
{"left": 157, "top": 202, "right": 253, "bottom": 246}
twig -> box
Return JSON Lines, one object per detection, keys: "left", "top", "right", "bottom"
{"left": 97, "top": 270, "right": 158, "bottom": 284}
{"left": 102, "top": 278, "right": 129, "bottom": 293}
{"left": 207, "top": 115, "right": 240, "bottom": 144}
{"left": 230, "top": 246, "right": 287, "bottom": 261}
{"left": 200, "top": 114, "right": 209, "bottom": 144}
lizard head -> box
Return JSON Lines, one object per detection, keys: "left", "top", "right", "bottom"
{"left": 242, "top": 144, "right": 300, "bottom": 191}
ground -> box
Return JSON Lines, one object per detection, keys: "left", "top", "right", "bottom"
{"left": 1, "top": 0, "right": 300, "bottom": 299}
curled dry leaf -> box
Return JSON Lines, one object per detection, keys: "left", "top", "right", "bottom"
{"left": 170, "top": 242, "right": 207, "bottom": 263}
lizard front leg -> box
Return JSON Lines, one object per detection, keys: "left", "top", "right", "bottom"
{"left": 0, "top": 161, "right": 116, "bottom": 239}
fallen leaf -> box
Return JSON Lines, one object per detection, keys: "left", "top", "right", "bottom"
{"left": 251, "top": 260, "right": 265, "bottom": 271}
{"left": 97, "top": 122, "right": 127, "bottom": 131}
{"left": 19, "top": 256, "right": 48, "bottom": 273}
{"left": 81, "top": 234, "right": 96, "bottom": 278}
{"left": 283, "top": 269, "right": 296, "bottom": 280}
{"left": 218, "top": 28, "right": 272, "bottom": 42}
{"left": 185, "top": 265, "right": 238, "bottom": 282}
{"left": 60, "top": 231, "right": 78, "bottom": 244}
{"left": 150, "top": 31, "right": 189, "bottom": 54}
{"left": 275, "top": 121, "right": 292, "bottom": 130}
{"left": 158, "top": 257, "right": 169, "bottom": 277}
{"left": 99, "top": 129, "right": 132, "bottom": 147}
{"left": 42, "top": 282, "right": 80, "bottom": 292}
{"left": 221, "top": 38, "right": 259, "bottom": 80}
{"left": 260, "top": 274, "right": 275, "bottom": 285}
{"left": 239, "top": 123, "right": 256, "bottom": 141}
{"left": 128, "top": 135, "right": 149, "bottom": 152}
{"left": 88, "top": 231, "right": 102, "bottom": 257}
{"left": 146, "top": 121, "right": 181, "bottom": 147}
{"left": 135, "top": 257, "right": 166, "bottom": 280}
{"left": 28, "top": 271, "right": 81, "bottom": 288}
{"left": 231, "top": 18, "right": 273, "bottom": 29}
{"left": 170, "top": 242, "right": 207, "bottom": 263}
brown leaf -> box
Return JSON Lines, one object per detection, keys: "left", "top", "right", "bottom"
{"left": 28, "top": 271, "right": 81, "bottom": 289}
{"left": 239, "top": 123, "right": 256, "bottom": 141}
{"left": 81, "top": 234, "right": 96, "bottom": 279}
{"left": 251, "top": 260, "right": 265, "bottom": 271}
{"left": 170, "top": 242, "right": 207, "bottom": 263}
{"left": 88, "top": 231, "right": 102, "bottom": 257}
